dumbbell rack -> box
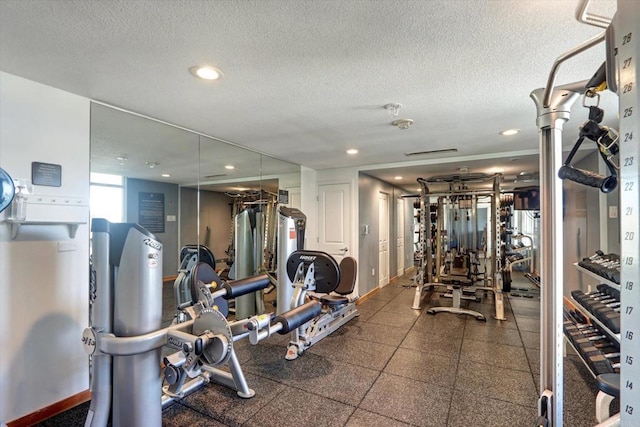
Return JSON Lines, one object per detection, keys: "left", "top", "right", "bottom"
{"left": 574, "top": 263, "right": 620, "bottom": 291}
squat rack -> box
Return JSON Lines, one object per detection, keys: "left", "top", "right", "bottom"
{"left": 410, "top": 173, "right": 506, "bottom": 321}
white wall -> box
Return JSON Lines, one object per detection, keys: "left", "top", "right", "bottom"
{"left": 0, "top": 72, "right": 90, "bottom": 423}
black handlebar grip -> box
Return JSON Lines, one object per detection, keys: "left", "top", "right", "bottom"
{"left": 273, "top": 301, "right": 322, "bottom": 334}
{"left": 222, "top": 274, "right": 271, "bottom": 299}
{"left": 558, "top": 165, "right": 617, "bottom": 193}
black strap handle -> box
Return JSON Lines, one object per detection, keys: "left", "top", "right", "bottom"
{"left": 558, "top": 165, "right": 618, "bottom": 193}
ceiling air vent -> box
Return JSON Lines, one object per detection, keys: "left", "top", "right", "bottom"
{"left": 203, "top": 174, "right": 227, "bottom": 179}
{"left": 404, "top": 148, "right": 458, "bottom": 157}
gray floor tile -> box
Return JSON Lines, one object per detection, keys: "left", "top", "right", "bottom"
{"left": 520, "top": 330, "right": 540, "bottom": 349}
{"left": 463, "top": 321, "right": 524, "bottom": 347}
{"left": 460, "top": 338, "right": 530, "bottom": 372}
{"left": 179, "top": 372, "right": 286, "bottom": 426}
{"left": 516, "top": 317, "right": 540, "bottom": 332}
{"left": 345, "top": 408, "right": 412, "bottom": 427}
{"left": 357, "top": 298, "right": 389, "bottom": 312}
{"left": 346, "top": 320, "right": 408, "bottom": 347}
{"left": 163, "top": 403, "right": 227, "bottom": 427}
{"left": 564, "top": 376, "right": 601, "bottom": 427}
{"left": 467, "top": 304, "right": 518, "bottom": 328}
{"left": 509, "top": 297, "right": 541, "bottom": 309}
{"left": 447, "top": 389, "right": 536, "bottom": 427}
{"left": 390, "top": 290, "right": 420, "bottom": 305}
{"left": 353, "top": 306, "right": 378, "bottom": 321}
{"left": 359, "top": 372, "right": 452, "bottom": 427}
{"left": 455, "top": 361, "right": 538, "bottom": 407}
{"left": 384, "top": 347, "right": 458, "bottom": 388}
{"left": 401, "top": 329, "right": 462, "bottom": 359}
{"left": 368, "top": 310, "right": 418, "bottom": 330}
{"left": 379, "top": 301, "right": 424, "bottom": 317}
{"left": 411, "top": 311, "right": 466, "bottom": 337}
{"left": 511, "top": 306, "right": 540, "bottom": 318}
{"left": 244, "top": 387, "right": 354, "bottom": 427}
{"left": 290, "top": 360, "right": 380, "bottom": 406}
{"left": 308, "top": 333, "right": 397, "bottom": 370}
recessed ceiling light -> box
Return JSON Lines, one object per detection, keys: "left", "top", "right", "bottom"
{"left": 190, "top": 66, "right": 223, "bottom": 80}
{"left": 346, "top": 149, "right": 358, "bottom": 155}
{"left": 394, "top": 176, "right": 403, "bottom": 180}
{"left": 161, "top": 173, "right": 171, "bottom": 178}
{"left": 145, "top": 161, "right": 159, "bottom": 168}
{"left": 225, "top": 165, "right": 235, "bottom": 170}
{"left": 499, "top": 128, "right": 520, "bottom": 136}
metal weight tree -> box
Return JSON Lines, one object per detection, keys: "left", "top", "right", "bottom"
{"left": 532, "top": 1, "right": 639, "bottom": 425}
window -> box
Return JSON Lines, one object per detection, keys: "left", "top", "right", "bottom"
{"left": 90, "top": 172, "right": 124, "bottom": 223}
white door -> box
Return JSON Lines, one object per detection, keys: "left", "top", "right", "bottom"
{"left": 318, "top": 183, "right": 350, "bottom": 262}
{"left": 396, "top": 198, "right": 405, "bottom": 277}
{"left": 378, "top": 192, "right": 389, "bottom": 287}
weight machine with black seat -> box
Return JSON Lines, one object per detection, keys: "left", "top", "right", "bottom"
{"left": 83, "top": 219, "right": 321, "bottom": 427}
{"left": 284, "top": 250, "right": 359, "bottom": 360}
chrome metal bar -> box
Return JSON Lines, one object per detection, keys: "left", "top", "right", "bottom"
{"left": 543, "top": 33, "right": 606, "bottom": 107}
{"left": 575, "top": 0, "right": 612, "bottom": 29}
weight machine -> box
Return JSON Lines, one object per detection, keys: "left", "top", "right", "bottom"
{"left": 83, "top": 219, "right": 320, "bottom": 427}
{"left": 411, "top": 173, "right": 506, "bottom": 321}
{"left": 532, "top": 1, "right": 638, "bottom": 425}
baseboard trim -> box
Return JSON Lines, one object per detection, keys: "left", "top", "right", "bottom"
{"left": 7, "top": 389, "right": 91, "bottom": 427}
{"left": 356, "top": 286, "right": 380, "bottom": 305}
{"left": 163, "top": 275, "right": 178, "bottom": 282}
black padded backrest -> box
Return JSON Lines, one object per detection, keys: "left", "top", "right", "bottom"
{"left": 190, "top": 262, "right": 229, "bottom": 317}
{"left": 334, "top": 257, "right": 357, "bottom": 295}
{"left": 180, "top": 245, "right": 216, "bottom": 269}
{"left": 286, "top": 250, "right": 340, "bottom": 294}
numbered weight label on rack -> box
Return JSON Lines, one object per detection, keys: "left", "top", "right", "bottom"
{"left": 617, "top": 3, "right": 640, "bottom": 425}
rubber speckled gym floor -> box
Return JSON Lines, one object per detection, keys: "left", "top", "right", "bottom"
{"left": 38, "top": 273, "right": 608, "bottom": 426}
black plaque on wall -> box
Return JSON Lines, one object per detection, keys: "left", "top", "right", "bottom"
{"left": 138, "top": 192, "right": 165, "bottom": 234}
{"left": 278, "top": 189, "right": 289, "bottom": 204}
{"left": 31, "top": 162, "right": 62, "bottom": 187}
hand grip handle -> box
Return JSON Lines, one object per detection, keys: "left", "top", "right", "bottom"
{"left": 222, "top": 274, "right": 270, "bottom": 299}
{"left": 273, "top": 301, "right": 322, "bottom": 334}
{"left": 558, "top": 165, "right": 617, "bottom": 193}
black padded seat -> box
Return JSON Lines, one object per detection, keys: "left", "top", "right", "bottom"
{"left": 319, "top": 257, "right": 357, "bottom": 306}
{"left": 597, "top": 373, "right": 620, "bottom": 398}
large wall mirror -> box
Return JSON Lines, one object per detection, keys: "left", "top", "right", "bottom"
{"left": 89, "top": 103, "right": 300, "bottom": 283}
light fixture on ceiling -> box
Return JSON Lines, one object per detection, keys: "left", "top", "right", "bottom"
{"left": 384, "top": 103, "right": 402, "bottom": 117}
{"left": 346, "top": 148, "right": 358, "bottom": 155}
{"left": 161, "top": 173, "right": 171, "bottom": 178}
{"left": 392, "top": 119, "right": 414, "bottom": 130}
{"left": 190, "top": 65, "right": 223, "bottom": 80}
{"left": 499, "top": 128, "right": 520, "bottom": 136}
{"left": 225, "top": 165, "right": 235, "bottom": 170}
{"left": 145, "top": 161, "right": 159, "bottom": 168}
{"left": 116, "top": 156, "right": 128, "bottom": 165}
{"left": 416, "top": 188, "right": 421, "bottom": 192}
{"left": 405, "top": 148, "right": 457, "bottom": 157}
{"left": 394, "top": 176, "right": 402, "bottom": 180}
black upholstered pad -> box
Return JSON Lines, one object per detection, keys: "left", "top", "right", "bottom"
{"left": 191, "top": 263, "right": 229, "bottom": 317}
{"left": 286, "top": 250, "right": 340, "bottom": 294}
{"left": 597, "top": 373, "right": 620, "bottom": 398}
{"left": 180, "top": 245, "right": 216, "bottom": 269}
{"left": 334, "top": 257, "right": 357, "bottom": 295}
{"left": 320, "top": 295, "right": 349, "bottom": 305}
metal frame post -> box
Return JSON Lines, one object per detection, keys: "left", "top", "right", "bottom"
{"left": 531, "top": 81, "right": 585, "bottom": 427}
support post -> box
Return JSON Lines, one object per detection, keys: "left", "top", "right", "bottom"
{"left": 531, "top": 81, "right": 586, "bottom": 427}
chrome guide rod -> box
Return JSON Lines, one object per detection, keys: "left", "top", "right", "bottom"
{"left": 531, "top": 81, "right": 585, "bottom": 427}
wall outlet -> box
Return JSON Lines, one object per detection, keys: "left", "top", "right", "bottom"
{"left": 371, "top": 268, "right": 375, "bottom": 276}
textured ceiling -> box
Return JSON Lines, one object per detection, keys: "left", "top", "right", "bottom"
{"left": 0, "top": 0, "right": 618, "bottom": 186}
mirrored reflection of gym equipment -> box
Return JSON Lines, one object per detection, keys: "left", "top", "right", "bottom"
{"left": 226, "top": 190, "right": 279, "bottom": 319}
{"left": 411, "top": 173, "right": 505, "bottom": 321}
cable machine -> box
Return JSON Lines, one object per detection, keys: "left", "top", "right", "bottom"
{"left": 532, "top": 2, "right": 638, "bottom": 425}
{"left": 411, "top": 173, "right": 505, "bottom": 321}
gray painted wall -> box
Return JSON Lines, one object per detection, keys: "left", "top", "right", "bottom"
{"left": 126, "top": 177, "right": 179, "bottom": 276}
{"left": 562, "top": 151, "right": 620, "bottom": 296}
{"left": 358, "top": 172, "right": 415, "bottom": 297}
{"left": 180, "top": 188, "right": 233, "bottom": 265}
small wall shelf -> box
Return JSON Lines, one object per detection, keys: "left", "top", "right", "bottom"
{"left": 4, "top": 219, "right": 86, "bottom": 240}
